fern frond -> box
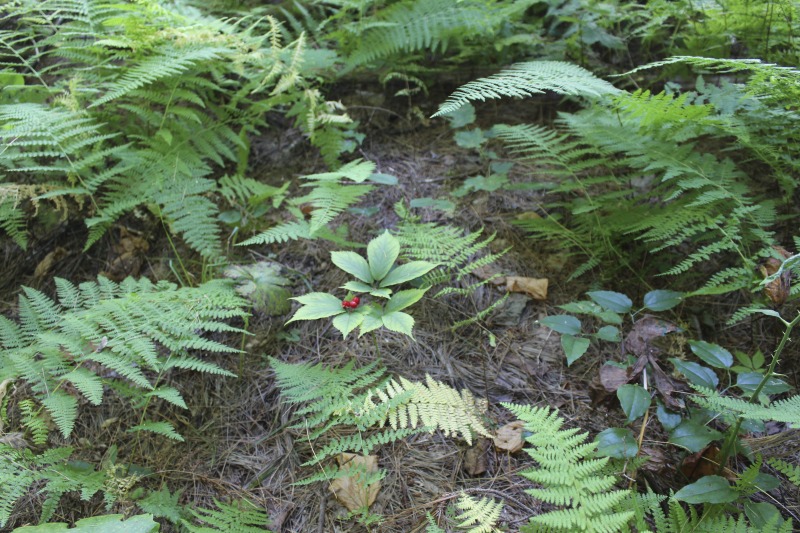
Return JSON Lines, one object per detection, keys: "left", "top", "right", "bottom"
{"left": 768, "top": 459, "right": 800, "bottom": 486}
{"left": 239, "top": 219, "right": 313, "bottom": 245}
{"left": 128, "top": 421, "right": 185, "bottom": 442}
{"left": 182, "top": 498, "right": 272, "bottom": 533}
{"left": 454, "top": 493, "right": 503, "bottom": 533}
{"left": 345, "top": 0, "right": 501, "bottom": 70}
{"left": 434, "top": 61, "right": 619, "bottom": 117}
{"left": 504, "top": 403, "right": 633, "bottom": 533}
{"left": 691, "top": 388, "right": 800, "bottom": 426}
{"left": 0, "top": 277, "right": 247, "bottom": 440}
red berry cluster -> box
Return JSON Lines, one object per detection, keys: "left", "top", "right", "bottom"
{"left": 341, "top": 295, "right": 360, "bottom": 310}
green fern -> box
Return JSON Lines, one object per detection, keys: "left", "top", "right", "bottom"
{"left": 434, "top": 61, "right": 619, "bottom": 117}
{"left": 344, "top": 0, "right": 502, "bottom": 70}
{"left": 768, "top": 459, "right": 800, "bottom": 486}
{"left": 690, "top": 388, "right": 800, "bottom": 426}
{"left": 182, "top": 498, "right": 273, "bottom": 533}
{"left": 0, "top": 277, "right": 247, "bottom": 440}
{"left": 453, "top": 493, "right": 504, "bottom": 533}
{"left": 503, "top": 403, "right": 633, "bottom": 533}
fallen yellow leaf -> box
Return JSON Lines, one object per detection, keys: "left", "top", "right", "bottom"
{"left": 329, "top": 453, "right": 381, "bottom": 512}
{"left": 506, "top": 276, "right": 548, "bottom": 300}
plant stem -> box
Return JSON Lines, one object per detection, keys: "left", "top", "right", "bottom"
{"left": 716, "top": 311, "right": 800, "bottom": 474}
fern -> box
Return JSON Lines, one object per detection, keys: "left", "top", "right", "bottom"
{"left": 503, "top": 403, "right": 633, "bottom": 533}
{"left": 0, "top": 277, "right": 247, "bottom": 441}
{"left": 768, "top": 459, "right": 800, "bottom": 486}
{"left": 0, "top": 444, "right": 116, "bottom": 528}
{"left": 454, "top": 493, "right": 504, "bottom": 533}
{"left": 343, "top": 0, "right": 502, "bottom": 70}
{"left": 182, "top": 498, "right": 273, "bottom": 533}
{"left": 271, "top": 358, "right": 490, "bottom": 484}
{"left": 434, "top": 61, "right": 619, "bottom": 117}
{"left": 690, "top": 388, "right": 800, "bottom": 426}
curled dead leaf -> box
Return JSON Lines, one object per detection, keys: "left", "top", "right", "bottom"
{"left": 760, "top": 246, "right": 792, "bottom": 306}
{"left": 464, "top": 438, "right": 490, "bottom": 476}
{"left": 329, "top": 453, "right": 380, "bottom": 512}
{"left": 506, "top": 276, "right": 548, "bottom": 300}
{"left": 599, "top": 364, "right": 630, "bottom": 393}
{"left": 493, "top": 420, "right": 525, "bottom": 453}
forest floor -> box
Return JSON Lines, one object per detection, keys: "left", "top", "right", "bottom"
{"left": 1, "top": 88, "right": 798, "bottom": 532}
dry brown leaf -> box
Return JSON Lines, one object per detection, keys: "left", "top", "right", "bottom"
{"left": 624, "top": 316, "right": 680, "bottom": 358}
{"left": 472, "top": 265, "right": 506, "bottom": 286}
{"left": 760, "top": 246, "right": 792, "bottom": 306}
{"left": 34, "top": 247, "right": 68, "bottom": 278}
{"left": 506, "top": 276, "right": 548, "bottom": 300}
{"left": 329, "top": 453, "right": 380, "bottom": 512}
{"left": 494, "top": 420, "right": 525, "bottom": 453}
{"left": 464, "top": 438, "right": 490, "bottom": 475}
{"left": 599, "top": 364, "right": 630, "bottom": 392}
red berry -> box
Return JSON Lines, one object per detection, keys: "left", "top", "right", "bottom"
{"left": 351, "top": 296, "right": 360, "bottom": 307}
{"left": 342, "top": 300, "right": 349, "bottom": 309}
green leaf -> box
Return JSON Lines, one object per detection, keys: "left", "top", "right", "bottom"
{"left": 13, "top": 513, "right": 160, "bottom": 532}
{"left": 333, "top": 310, "right": 367, "bottom": 338}
{"left": 359, "top": 312, "right": 384, "bottom": 336}
{"left": 669, "top": 420, "right": 721, "bottom": 452}
{"left": 369, "top": 288, "right": 393, "bottom": 298}
{"left": 595, "top": 428, "right": 638, "bottom": 459}
{"left": 670, "top": 358, "right": 719, "bottom": 389}
{"left": 587, "top": 291, "right": 632, "bottom": 313}
{"left": 736, "top": 373, "right": 790, "bottom": 395}
{"left": 454, "top": 128, "right": 485, "bottom": 149}
{"left": 381, "top": 311, "right": 415, "bottom": 338}
{"left": 385, "top": 289, "right": 427, "bottom": 313}
{"left": 673, "top": 475, "right": 738, "bottom": 504}
{"left": 342, "top": 280, "right": 374, "bottom": 293}
{"left": 540, "top": 315, "right": 581, "bottom": 335}
{"left": 367, "top": 231, "right": 400, "bottom": 281}
{"left": 596, "top": 310, "right": 623, "bottom": 325}
{"left": 643, "top": 290, "right": 683, "bottom": 311}
{"left": 656, "top": 402, "right": 682, "bottom": 431}
{"left": 379, "top": 261, "right": 438, "bottom": 287}
{"left": 287, "top": 292, "right": 344, "bottom": 322}
{"left": 331, "top": 251, "right": 373, "bottom": 283}
{"left": 688, "top": 340, "right": 733, "bottom": 368}
{"left": 617, "top": 384, "right": 651, "bottom": 423}
{"left": 745, "top": 501, "right": 783, "bottom": 529}
{"left": 594, "top": 325, "right": 620, "bottom": 342}
{"left": 561, "top": 334, "right": 590, "bottom": 365}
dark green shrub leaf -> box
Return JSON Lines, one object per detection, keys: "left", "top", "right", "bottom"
{"left": 670, "top": 358, "right": 719, "bottom": 389}
{"left": 540, "top": 315, "right": 581, "bottom": 335}
{"left": 595, "top": 428, "right": 638, "bottom": 458}
{"left": 643, "top": 290, "right": 683, "bottom": 311}
{"left": 736, "top": 372, "right": 790, "bottom": 395}
{"left": 669, "top": 420, "right": 722, "bottom": 452}
{"left": 673, "top": 475, "right": 738, "bottom": 504}
{"left": 587, "top": 291, "right": 632, "bottom": 313}
{"left": 594, "top": 325, "right": 620, "bottom": 342}
{"left": 617, "top": 384, "right": 651, "bottom": 423}
{"left": 656, "top": 402, "right": 682, "bottom": 431}
{"left": 745, "top": 501, "right": 784, "bottom": 529}
{"left": 688, "top": 340, "right": 733, "bottom": 368}
{"left": 561, "top": 334, "right": 590, "bottom": 365}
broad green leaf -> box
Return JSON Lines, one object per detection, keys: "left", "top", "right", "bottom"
{"left": 689, "top": 340, "right": 733, "bottom": 368}
{"left": 367, "top": 231, "right": 400, "bottom": 281}
{"left": 669, "top": 420, "right": 721, "bottom": 452}
{"left": 561, "top": 334, "right": 590, "bottom": 365}
{"left": 287, "top": 292, "right": 344, "bottom": 322}
{"left": 736, "top": 372, "right": 790, "bottom": 395}
{"left": 596, "top": 310, "right": 623, "bottom": 325}
{"left": 331, "top": 251, "right": 373, "bottom": 283}
{"left": 596, "top": 428, "right": 638, "bottom": 459}
{"left": 656, "top": 402, "right": 682, "bottom": 431}
{"left": 369, "top": 287, "right": 393, "bottom": 298}
{"left": 540, "top": 315, "right": 581, "bottom": 335}
{"left": 673, "top": 475, "right": 738, "bottom": 504}
{"left": 617, "top": 384, "right": 651, "bottom": 423}
{"left": 745, "top": 501, "right": 783, "bottom": 529}
{"left": 595, "top": 325, "right": 620, "bottom": 342}
{"left": 670, "top": 358, "right": 719, "bottom": 389}
{"left": 385, "top": 288, "right": 427, "bottom": 313}
{"left": 359, "top": 313, "right": 384, "bottom": 336}
{"left": 643, "top": 290, "right": 683, "bottom": 311}
{"left": 333, "top": 310, "right": 367, "bottom": 338}
{"left": 381, "top": 311, "right": 415, "bottom": 338}
{"left": 379, "top": 261, "right": 438, "bottom": 287}
{"left": 558, "top": 301, "right": 602, "bottom": 314}
{"left": 587, "top": 291, "right": 632, "bottom": 313}
{"left": 342, "top": 280, "right": 374, "bottom": 293}
{"left": 13, "top": 513, "right": 160, "bottom": 532}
